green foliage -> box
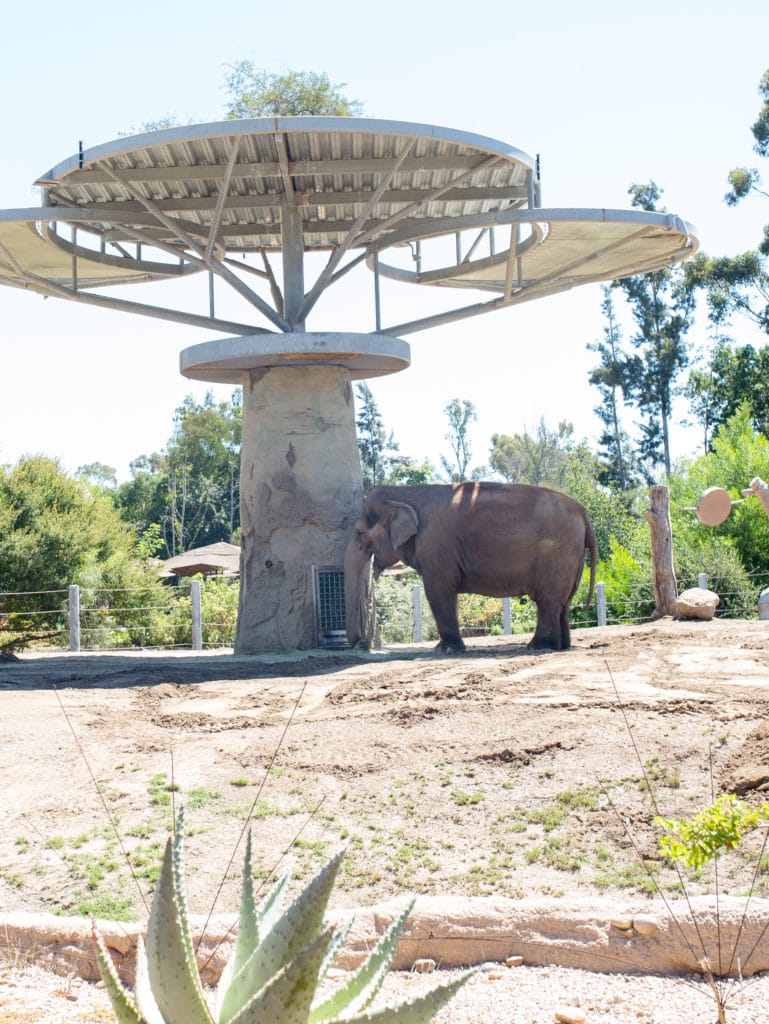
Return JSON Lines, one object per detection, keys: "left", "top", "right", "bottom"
{"left": 669, "top": 405, "right": 769, "bottom": 576}
{"left": 223, "top": 65, "right": 363, "bottom": 118}
{"left": 95, "top": 809, "right": 472, "bottom": 1024}
{"left": 489, "top": 419, "right": 574, "bottom": 486}
{"left": 614, "top": 182, "right": 697, "bottom": 476}
{"left": 199, "top": 575, "right": 239, "bottom": 647}
{"left": 657, "top": 795, "right": 769, "bottom": 870}
{"left": 374, "top": 572, "right": 436, "bottom": 644}
{"left": 117, "top": 391, "right": 241, "bottom": 558}
{"left": 441, "top": 398, "right": 476, "bottom": 481}
{"left": 587, "top": 534, "right": 655, "bottom": 625}
{"left": 588, "top": 287, "right": 641, "bottom": 489}
{"left": 0, "top": 456, "right": 168, "bottom": 648}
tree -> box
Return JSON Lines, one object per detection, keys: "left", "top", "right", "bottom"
{"left": 489, "top": 419, "right": 574, "bottom": 486}
{"left": 615, "top": 182, "right": 697, "bottom": 477}
{"left": 670, "top": 403, "right": 769, "bottom": 577}
{"left": 686, "top": 68, "right": 769, "bottom": 334}
{"left": 117, "top": 391, "right": 242, "bottom": 556}
{"left": 355, "top": 383, "right": 400, "bottom": 491}
{"left": 588, "top": 286, "right": 639, "bottom": 489}
{"left": 685, "top": 339, "right": 769, "bottom": 449}
{"left": 0, "top": 456, "right": 163, "bottom": 639}
{"left": 223, "top": 66, "right": 363, "bottom": 119}
{"left": 441, "top": 398, "right": 477, "bottom": 481}
{"left": 77, "top": 462, "right": 118, "bottom": 491}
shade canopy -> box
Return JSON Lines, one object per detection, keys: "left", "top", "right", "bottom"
{"left": 0, "top": 117, "right": 698, "bottom": 338}
{"left": 162, "top": 542, "right": 240, "bottom": 577}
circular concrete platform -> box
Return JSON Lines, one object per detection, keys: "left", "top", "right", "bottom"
{"left": 180, "top": 332, "right": 411, "bottom": 384}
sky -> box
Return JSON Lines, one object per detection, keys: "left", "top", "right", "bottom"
{"left": 0, "top": 0, "right": 767, "bottom": 481}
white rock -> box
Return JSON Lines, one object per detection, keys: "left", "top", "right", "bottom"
{"left": 411, "top": 958, "right": 436, "bottom": 973}
{"left": 676, "top": 587, "right": 720, "bottom": 621}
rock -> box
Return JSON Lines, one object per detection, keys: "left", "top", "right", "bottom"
{"left": 505, "top": 955, "right": 524, "bottom": 967}
{"left": 632, "top": 914, "right": 658, "bottom": 937}
{"left": 675, "top": 587, "right": 720, "bottom": 621}
{"left": 554, "top": 1008, "right": 586, "bottom": 1024}
{"left": 609, "top": 916, "right": 633, "bottom": 931}
{"left": 411, "top": 958, "right": 436, "bottom": 973}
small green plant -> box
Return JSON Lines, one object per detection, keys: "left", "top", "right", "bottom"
{"left": 95, "top": 807, "right": 473, "bottom": 1024}
{"left": 450, "top": 789, "right": 484, "bottom": 806}
{"left": 657, "top": 794, "right": 769, "bottom": 870}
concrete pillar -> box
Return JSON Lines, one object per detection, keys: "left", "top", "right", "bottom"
{"left": 236, "top": 364, "right": 364, "bottom": 653}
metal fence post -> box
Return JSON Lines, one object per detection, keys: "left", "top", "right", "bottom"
{"left": 68, "top": 584, "right": 81, "bottom": 652}
{"left": 412, "top": 585, "right": 423, "bottom": 643}
{"left": 698, "top": 572, "right": 708, "bottom": 590}
{"left": 502, "top": 597, "right": 512, "bottom": 635}
{"left": 191, "top": 579, "right": 203, "bottom": 651}
{"left": 596, "top": 581, "right": 607, "bottom": 627}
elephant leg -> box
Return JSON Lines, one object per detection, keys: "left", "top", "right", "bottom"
{"left": 529, "top": 597, "right": 563, "bottom": 652}
{"left": 559, "top": 605, "right": 572, "bottom": 651}
{"left": 424, "top": 583, "right": 466, "bottom": 654}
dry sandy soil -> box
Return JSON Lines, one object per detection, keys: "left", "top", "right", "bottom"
{"left": 2, "top": 618, "right": 769, "bottom": 1021}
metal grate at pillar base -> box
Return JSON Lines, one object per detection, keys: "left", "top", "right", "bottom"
{"left": 312, "top": 565, "right": 349, "bottom": 648}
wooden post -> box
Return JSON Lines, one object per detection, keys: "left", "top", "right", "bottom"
{"left": 644, "top": 485, "right": 679, "bottom": 619}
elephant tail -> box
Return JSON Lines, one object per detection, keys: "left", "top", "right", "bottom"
{"left": 583, "top": 513, "right": 597, "bottom": 611}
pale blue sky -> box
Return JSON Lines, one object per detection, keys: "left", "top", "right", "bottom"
{"left": 0, "top": 0, "right": 767, "bottom": 479}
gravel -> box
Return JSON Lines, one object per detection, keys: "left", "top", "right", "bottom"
{"left": 4, "top": 961, "right": 769, "bottom": 1023}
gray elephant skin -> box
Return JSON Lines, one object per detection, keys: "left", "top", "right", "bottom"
{"left": 344, "top": 482, "right": 597, "bottom": 653}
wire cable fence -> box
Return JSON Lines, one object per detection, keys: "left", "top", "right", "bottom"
{"left": 0, "top": 577, "right": 239, "bottom": 653}
{"left": 1, "top": 569, "right": 766, "bottom": 654}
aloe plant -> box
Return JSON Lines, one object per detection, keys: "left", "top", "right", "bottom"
{"left": 94, "top": 808, "right": 473, "bottom": 1023}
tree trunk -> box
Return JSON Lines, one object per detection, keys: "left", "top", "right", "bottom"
{"left": 644, "top": 484, "right": 678, "bottom": 619}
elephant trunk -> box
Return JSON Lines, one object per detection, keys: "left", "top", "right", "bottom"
{"left": 344, "top": 535, "right": 374, "bottom": 648}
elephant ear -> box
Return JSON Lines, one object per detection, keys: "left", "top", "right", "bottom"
{"left": 383, "top": 501, "right": 419, "bottom": 549}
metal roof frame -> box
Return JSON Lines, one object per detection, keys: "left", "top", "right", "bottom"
{"left": 0, "top": 117, "right": 698, "bottom": 337}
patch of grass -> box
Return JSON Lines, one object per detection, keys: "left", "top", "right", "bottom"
{"left": 3, "top": 873, "right": 25, "bottom": 889}
{"left": 148, "top": 772, "right": 179, "bottom": 807}
{"left": 640, "top": 756, "right": 681, "bottom": 791}
{"left": 451, "top": 789, "right": 484, "bottom": 807}
{"left": 187, "top": 787, "right": 221, "bottom": 809}
{"left": 229, "top": 777, "right": 250, "bottom": 787}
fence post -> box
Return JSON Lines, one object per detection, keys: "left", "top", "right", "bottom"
{"left": 596, "top": 581, "right": 607, "bottom": 627}
{"left": 191, "top": 579, "right": 203, "bottom": 651}
{"left": 68, "top": 584, "right": 80, "bottom": 652}
{"left": 412, "top": 585, "right": 423, "bottom": 643}
{"left": 502, "top": 597, "right": 512, "bottom": 635}
{"left": 698, "top": 572, "right": 708, "bottom": 590}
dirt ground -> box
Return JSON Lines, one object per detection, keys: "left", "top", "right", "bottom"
{"left": 1, "top": 617, "right": 769, "bottom": 933}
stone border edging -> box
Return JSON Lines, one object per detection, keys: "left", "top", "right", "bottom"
{"left": 2, "top": 895, "right": 768, "bottom": 983}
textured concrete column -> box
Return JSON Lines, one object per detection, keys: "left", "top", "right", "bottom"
{"left": 235, "top": 364, "right": 363, "bottom": 653}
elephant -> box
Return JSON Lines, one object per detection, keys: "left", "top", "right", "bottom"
{"left": 344, "top": 482, "right": 596, "bottom": 654}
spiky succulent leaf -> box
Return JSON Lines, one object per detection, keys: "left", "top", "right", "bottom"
{"left": 133, "top": 937, "right": 166, "bottom": 1024}
{"left": 256, "top": 864, "right": 292, "bottom": 935}
{"left": 327, "top": 970, "right": 475, "bottom": 1024}
{"left": 218, "top": 848, "right": 345, "bottom": 1023}
{"left": 309, "top": 900, "right": 415, "bottom": 1022}
{"left": 226, "top": 926, "right": 337, "bottom": 1024}
{"left": 233, "top": 831, "right": 259, "bottom": 971}
{"left": 93, "top": 930, "right": 148, "bottom": 1024}
{"left": 146, "top": 826, "right": 213, "bottom": 1024}
{"left": 312, "top": 916, "right": 353, "bottom": 993}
